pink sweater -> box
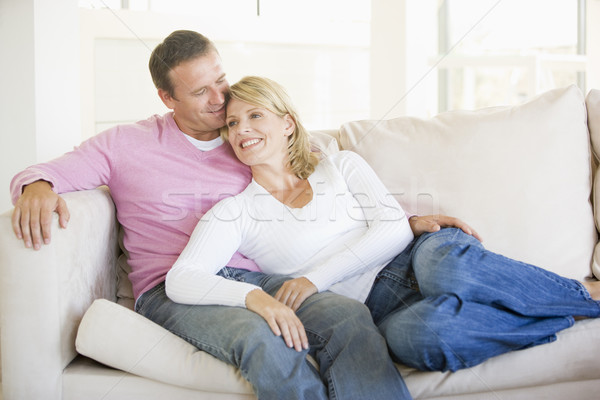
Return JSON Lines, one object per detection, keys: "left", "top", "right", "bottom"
{"left": 10, "top": 113, "right": 258, "bottom": 299}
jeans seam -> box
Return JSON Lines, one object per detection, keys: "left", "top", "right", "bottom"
{"left": 172, "top": 330, "right": 234, "bottom": 366}
{"left": 306, "top": 329, "right": 336, "bottom": 399}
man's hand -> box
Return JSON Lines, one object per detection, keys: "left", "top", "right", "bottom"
{"left": 11, "top": 180, "right": 70, "bottom": 250}
{"left": 275, "top": 277, "right": 318, "bottom": 312}
{"left": 409, "top": 214, "right": 482, "bottom": 242}
{"left": 245, "top": 289, "right": 309, "bottom": 352}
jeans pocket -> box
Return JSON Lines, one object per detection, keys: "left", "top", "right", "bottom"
{"left": 135, "top": 281, "right": 165, "bottom": 313}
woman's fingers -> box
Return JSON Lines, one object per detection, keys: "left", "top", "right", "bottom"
{"left": 246, "top": 289, "right": 309, "bottom": 351}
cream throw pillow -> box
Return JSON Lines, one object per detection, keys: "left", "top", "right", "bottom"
{"left": 340, "top": 85, "right": 596, "bottom": 281}
{"left": 76, "top": 299, "right": 254, "bottom": 393}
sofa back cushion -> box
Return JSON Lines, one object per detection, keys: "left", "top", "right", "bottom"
{"left": 340, "top": 85, "right": 597, "bottom": 281}
{"left": 586, "top": 89, "right": 600, "bottom": 280}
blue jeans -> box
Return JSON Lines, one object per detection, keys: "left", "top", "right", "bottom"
{"left": 365, "top": 228, "right": 600, "bottom": 372}
{"left": 136, "top": 269, "right": 411, "bottom": 400}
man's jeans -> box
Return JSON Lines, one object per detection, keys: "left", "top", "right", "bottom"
{"left": 366, "top": 227, "right": 600, "bottom": 372}
{"left": 137, "top": 270, "right": 411, "bottom": 400}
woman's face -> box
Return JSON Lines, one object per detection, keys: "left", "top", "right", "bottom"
{"left": 225, "top": 98, "right": 295, "bottom": 169}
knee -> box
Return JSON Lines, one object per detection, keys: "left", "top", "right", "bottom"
{"left": 308, "top": 292, "right": 373, "bottom": 328}
{"left": 412, "top": 229, "right": 483, "bottom": 295}
{"left": 234, "top": 316, "right": 309, "bottom": 368}
{"left": 382, "top": 296, "right": 467, "bottom": 371}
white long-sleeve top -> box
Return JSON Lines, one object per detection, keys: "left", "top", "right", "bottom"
{"left": 166, "top": 150, "right": 414, "bottom": 307}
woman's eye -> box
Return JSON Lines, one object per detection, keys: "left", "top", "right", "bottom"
{"left": 227, "top": 121, "right": 238, "bottom": 128}
{"left": 250, "top": 113, "right": 261, "bottom": 119}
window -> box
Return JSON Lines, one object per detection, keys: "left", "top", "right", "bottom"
{"left": 437, "top": 0, "right": 585, "bottom": 111}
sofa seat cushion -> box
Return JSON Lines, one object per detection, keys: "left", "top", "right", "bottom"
{"left": 340, "top": 85, "right": 597, "bottom": 281}
{"left": 77, "top": 299, "right": 600, "bottom": 398}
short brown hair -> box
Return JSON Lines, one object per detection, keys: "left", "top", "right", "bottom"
{"left": 149, "top": 30, "right": 217, "bottom": 98}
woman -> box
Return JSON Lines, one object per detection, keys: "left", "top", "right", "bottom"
{"left": 167, "top": 76, "right": 600, "bottom": 375}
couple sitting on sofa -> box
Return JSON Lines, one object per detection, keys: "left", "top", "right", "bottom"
{"left": 11, "top": 30, "right": 600, "bottom": 400}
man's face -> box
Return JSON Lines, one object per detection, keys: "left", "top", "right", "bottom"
{"left": 159, "top": 51, "right": 229, "bottom": 141}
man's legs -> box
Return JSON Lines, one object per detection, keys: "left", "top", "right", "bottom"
{"left": 232, "top": 269, "right": 412, "bottom": 399}
{"left": 136, "top": 281, "right": 327, "bottom": 400}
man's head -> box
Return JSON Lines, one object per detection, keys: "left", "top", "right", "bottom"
{"left": 150, "top": 31, "right": 228, "bottom": 140}
{"left": 149, "top": 30, "right": 217, "bottom": 98}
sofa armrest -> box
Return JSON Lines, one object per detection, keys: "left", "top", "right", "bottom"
{"left": 0, "top": 187, "right": 120, "bottom": 400}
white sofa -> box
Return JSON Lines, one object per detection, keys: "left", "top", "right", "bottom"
{"left": 2, "top": 85, "right": 600, "bottom": 399}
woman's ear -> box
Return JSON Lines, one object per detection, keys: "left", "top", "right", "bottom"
{"left": 283, "top": 114, "right": 296, "bottom": 136}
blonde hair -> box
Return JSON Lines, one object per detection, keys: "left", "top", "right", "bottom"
{"left": 222, "top": 76, "right": 319, "bottom": 179}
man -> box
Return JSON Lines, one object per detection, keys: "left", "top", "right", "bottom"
{"left": 10, "top": 30, "right": 411, "bottom": 399}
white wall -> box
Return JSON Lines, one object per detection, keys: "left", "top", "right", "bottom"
{"left": 588, "top": 0, "right": 600, "bottom": 90}
{"left": 80, "top": 8, "right": 371, "bottom": 139}
{"left": 0, "top": 0, "right": 80, "bottom": 212}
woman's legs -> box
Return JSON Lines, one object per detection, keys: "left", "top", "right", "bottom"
{"left": 411, "top": 228, "right": 600, "bottom": 318}
{"left": 380, "top": 293, "right": 573, "bottom": 371}
{"left": 369, "top": 228, "right": 600, "bottom": 372}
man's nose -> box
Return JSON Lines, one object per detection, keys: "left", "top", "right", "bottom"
{"left": 209, "top": 87, "right": 225, "bottom": 105}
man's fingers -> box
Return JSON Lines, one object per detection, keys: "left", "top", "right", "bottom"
{"left": 40, "top": 205, "right": 56, "bottom": 245}
{"left": 440, "top": 216, "right": 483, "bottom": 242}
{"left": 29, "top": 208, "right": 43, "bottom": 250}
{"left": 470, "top": 228, "right": 483, "bottom": 242}
{"left": 56, "top": 198, "right": 70, "bottom": 229}
{"left": 11, "top": 207, "right": 23, "bottom": 239}
{"left": 19, "top": 209, "right": 34, "bottom": 248}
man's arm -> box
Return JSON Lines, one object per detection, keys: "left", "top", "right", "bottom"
{"left": 11, "top": 180, "right": 70, "bottom": 250}
{"left": 10, "top": 127, "right": 117, "bottom": 249}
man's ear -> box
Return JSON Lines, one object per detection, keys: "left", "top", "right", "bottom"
{"left": 283, "top": 114, "right": 296, "bottom": 136}
{"left": 158, "top": 88, "right": 176, "bottom": 110}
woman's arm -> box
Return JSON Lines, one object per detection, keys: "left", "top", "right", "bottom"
{"left": 277, "top": 151, "right": 414, "bottom": 308}
{"left": 165, "top": 197, "right": 309, "bottom": 351}
{"left": 165, "top": 197, "right": 259, "bottom": 307}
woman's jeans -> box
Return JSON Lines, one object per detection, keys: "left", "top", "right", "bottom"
{"left": 136, "top": 270, "right": 411, "bottom": 400}
{"left": 366, "top": 227, "right": 600, "bottom": 372}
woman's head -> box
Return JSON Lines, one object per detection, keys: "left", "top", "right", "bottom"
{"left": 223, "top": 76, "right": 319, "bottom": 179}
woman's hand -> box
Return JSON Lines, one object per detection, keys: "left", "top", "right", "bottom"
{"left": 409, "top": 214, "right": 483, "bottom": 242}
{"left": 275, "top": 277, "right": 318, "bottom": 312}
{"left": 245, "top": 289, "right": 309, "bottom": 351}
